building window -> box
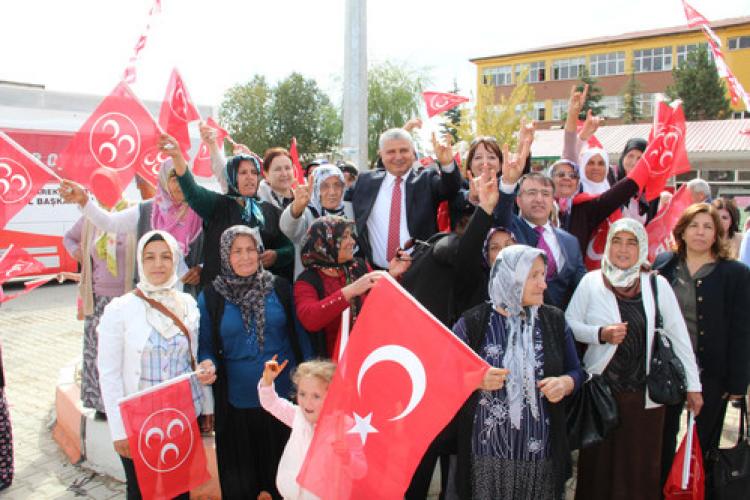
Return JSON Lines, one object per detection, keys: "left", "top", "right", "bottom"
{"left": 514, "top": 61, "right": 546, "bottom": 83}
{"left": 676, "top": 43, "right": 713, "bottom": 66}
{"left": 482, "top": 65, "right": 513, "bottom": 86}
{"left": 589, "top": 52, "right": 625, "bottom": 77}
{"left": 637, "top": 93, "right": 659, "bottom": 117}
{"left": 676, "top": 171, "right": 698, "bottom": 182}
{"left": 705, "top": 170, "right": 735, "bottom": 182}
{"left": 552, "top": 99, "right": 568, "bottom": 121}
{"left": 733, "top": 111, "right": 750, "bottom": 119}
{"left": 533, "top": 101, "right": 546, "bottom": 121}
{"left": 729, "top": 36, "right": 750, "bottom": 50}
{"left": 552, "top": 57, "right": 585, "bottom": 80}
{"left": 633, "top": 47, "right": 673, "bottom": 73}
{"left": 600, "top": 96, "right": 624, "bottom": 118}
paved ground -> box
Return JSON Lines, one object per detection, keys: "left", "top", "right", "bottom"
{"left": 0, "top": 281, "right": 744, "bottom": 499}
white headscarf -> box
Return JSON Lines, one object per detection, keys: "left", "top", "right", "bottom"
{"left": 310, "top": 165, "right": 346, "bottom": 216}
{"left": 579, "top": 147, "right": 610, "bottom": 195}
{"left": 601, "top": 218, "right": 649, "bottom": 288}
{"left": 136, "top": 230, "right": 188, "bottom": 339}
{"left": 488, "top": 245, "right": 547, "bottom": 430}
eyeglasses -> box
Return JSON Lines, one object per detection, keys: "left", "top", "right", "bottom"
{"left": 552, "top": 171, "right": 580, "bottom": 180}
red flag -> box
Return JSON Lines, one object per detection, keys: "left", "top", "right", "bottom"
{"left": 646, "top": 185, "right": 692, "bottom": 262}
{"left": 681, "top": 0, "right": 710, "bottom": 29}
{"left": 0, "top": 275, "right": 54, "bottom": 303}
{"left": 641, "top": 101, "right": 691, "bottom": 201}
{"left": 58, "top": 82, "right": 161, "bottom": 208}
{"left": 123, "top": 0, "right": 162, "bottom": 84}
{"left": 297, "top": 275, "right": 488, "bottom": 499}
{"left": 663, "top": 413, "right": 704, "bottom": 499}
{"left": 193, "top": 117, "right": 229, "bottom": 177}
{"left": 119, "top": 376, "right": 210, "bottom": 500}
{"left": 158, "top": 69, "right": 200, "bottom": 160}
{"left": 0, "top": 131, "right": 55, "bottom": 229}
{"left": 422, "top": 92, "right": 470, "bottom": 118}
{"left": 289, "top": 137, "right": 305, "bottom": 185}
{"left": 0, "top": 244, "right": 45, "bottom": 283}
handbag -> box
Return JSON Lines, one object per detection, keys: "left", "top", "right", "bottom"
{"left": 566, "top": 371, "right": 619, "bottom": 450}
{"left": 705, "top": 399, "right": 750, "bottom": 500}
{"left": 647, "top": 274, "right": 686, "bottom": 406}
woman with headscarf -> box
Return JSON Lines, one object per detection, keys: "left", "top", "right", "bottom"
{"left": 453, "top": 244, "right": 584, "bottom": 499}
{"left": 197, "top": 225, "right": 310, "bottom": 499}
{"left": 97, "top": 230, "right": 216, "bottom": 499}
{"left": 565, "top": 218, "right": 702, "bottom": 499}
{"left": 59, "top": 159, "right": 204, "bottom": 296}
{"left": 280, "top": 165, "right": 354, "bottom": 278}
{"left": 294, "top": 216, "right": 409, "bottom": 358}
{"left": 159, "top": 134, "right": 295, "bottom": 285}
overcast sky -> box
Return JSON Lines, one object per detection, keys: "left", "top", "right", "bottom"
{"left": 1, "top": 0, "right": 747, "bottom": 116}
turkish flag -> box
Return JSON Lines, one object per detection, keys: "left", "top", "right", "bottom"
{"left": 0, "top": 131, "right": 54, "bottom": 229}
{"left": 641, "top": 101, "right": 691, "bottom": 201}
{"left": 192, "top": 117, "right": 229, "bottom": 177}
{"left": 297, "top": 275, "right": 488, "bottom": 499}
{"left": 663, "top": 413, "right": 704, "bottom": 499}
{"left": 646, "top": 185, "right": 692, "bottom": 262}
{"left": 422, "top": 91, "right": 469, "bottom": 118}
{"left": 0, "top": 244, "right": 45, "bottom": 284}
{"left": 158, "top": 69, "right": 200, "bottom": 160}
{"left": 681, "top": 0, "right": 710, "bottom": 29}
{"left": 119, "top": 375, "right": 209, "bottom": 500}
{"left": 58, "top": 81, "right": 161, "bottom": 208}
{"left": 289, "top": 137, "right": 305, "bottom": 185}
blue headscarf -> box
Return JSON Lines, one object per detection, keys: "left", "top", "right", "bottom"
{"left": 225, "top": 153, "right": 265, "bottom": 227}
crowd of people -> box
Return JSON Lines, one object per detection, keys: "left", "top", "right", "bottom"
{"left": 49, "top": 84, "right": 750, "bottom": 500}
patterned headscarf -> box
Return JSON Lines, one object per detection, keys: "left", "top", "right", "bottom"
{"left": 482, "top": 226, "right": 517, "bottom": 269}
{"left": 212, "top": 225, "right": 274, "bottom": 349}
{"left": 579, "top": 147, "right": 610, "bottom": 195}
{"left": 488, "top": 245, "right": 547, "bottom": 430}
{"left": 225, "top": 154, "right": 265, "bottom": 227}
{"left": 601, "top": 218, "right": 649, "bottom": 289}
{"left": 301, "top": 216, "right": 367, "bottom": 320}
{"left": 151, "top": 159, "right": 203, "bottom": 256}
{"left": 310, "top": 165, "right": 346, "bottom": 217}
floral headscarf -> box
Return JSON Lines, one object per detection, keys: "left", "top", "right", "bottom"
{"left": 488, "top": 245, "right": 547, "bottom": 430}
{"left": 579, "top": 147, "right": 610, "bottom": 195}
{"left": 225, "top": 154, "right": 265, "bottom": 227}
{"left": 601, "top": 218, "right": 649, "bottom": 291}
{"left": 212, "top": 225, "right": 274, "bottom": 349}
{"left": 310, "top": 165, "right": 346, "bottom": 217}
{"left": 151, "top": 159, "right": 202, "bottom": 256}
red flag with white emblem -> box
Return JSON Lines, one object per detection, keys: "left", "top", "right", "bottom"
{"left": 158, "top": 69, "right": 200, "bottom": 160}
{"left": 640, "top": 100, "right": 691, "bottom": 201}
{"left": 0, "top": 131, "right": 55, "bottom": 229}
{"left": 422, "top": 91, "right": 470, "bottom": 118}
{"left": 119, "top": 375, "right": 209, "bottom": 500}
{"left": 646, "top": 185, "right": 692, "bottom": 262}
{"left": 0, "top": 244, "right": 45, "bottom": 284}
{"left": 192, "top": 117, "right": 229, "bottom": 177}
{"left": 297, "top": 275, "right": 488, "bottom": 499}
{"left": 58, "top": 81, "right": 161, "bottom": 208}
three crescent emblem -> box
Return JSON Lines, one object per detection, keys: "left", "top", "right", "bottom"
{"left": 89, "top": 112, "right": 141, "bottom": 172}
{"left": 0, "top": 158, "right": 32, "bottom": 204}
{"left": 137, "top": 408, "right": 193, "bottom": 473}
{"left": 143, "top": 148, "right": 169, "bottom": 177}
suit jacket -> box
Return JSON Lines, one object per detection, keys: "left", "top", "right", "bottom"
{"left": 351, "top": 164, "right": 461, "bottom": 266}
{"left": 493, "top": 191, "right": 586, "bottom": 309}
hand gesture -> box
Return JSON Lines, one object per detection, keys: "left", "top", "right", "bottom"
{"left": 403, "top": 118, "right": 423, "bottom": 133}
{"left": 479, "top": 367, "right": 510, "bottom": 391}
{"left": 199, "top": 121, "right": 216, "bottom": 145}
{"left": 342, "top": 271, "right": 385, "bottom": 300}
{"left": 388, "top": 250, "right": 413, "bottom": 279}
{"left": 261, "top": 354, "right": 289, "bottom": 386}
{"left": 158, "top": 134, "right": 188, "bottom": 174}
{"left": 568, "top": 83, "right": 589, "bottom": 118}
{"left": 538, "top": 376, "right": 574, "bottom": 403}
{"left": 500, "top": 142, "right": 526, "bottom": 186}
{"left": 196, "top": 359, "right": 217, "bottom": 385}
{"left": 600, "top": 322, "right": 628, "bottom": 344}
{"left": 518, "top": 117, "right": 536, "bottom": 153}
{"left": 58, "top": 179, "right": 89, "bottom": 207}
{"left": 432, "top": 132, "right": 454, "bottom": 168}
{"left": 290, "top": 173, "right": 313, "bottom": 218}
{"left": 466, "top": 169, "right": 480, "bottom": 206}
{"left": 475, "top": 169, "right": 499, "bottom": 215}
{"left": 578, "top": 109, "right": 604, "bottom": 142}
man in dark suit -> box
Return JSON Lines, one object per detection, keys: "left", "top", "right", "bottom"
{"left": 351, "top": 128, "right": 461, "bottom": 268}
{"left": 494, "top": 171, "right": 586, "bottom": 309}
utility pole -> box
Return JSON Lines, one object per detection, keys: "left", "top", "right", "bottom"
{"left": 342, "top": 0, "right": 368, "bottom": 169}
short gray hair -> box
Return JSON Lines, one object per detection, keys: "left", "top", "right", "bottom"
{"left": 687, "top": 178, "right": 711, "bottom": 197}
{"left": 378, "top": 128, "right": 414, "bottom": 151}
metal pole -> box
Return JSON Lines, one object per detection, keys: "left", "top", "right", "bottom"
{"left": 342, "top": 0, "right": 368, "bottom": 170}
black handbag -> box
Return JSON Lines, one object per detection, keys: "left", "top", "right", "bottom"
{"left": 646, "top": 274, "right": 686, "bottom": 406}
{"left": 706, "top": 399, "right": 750, "bottom": 499}
{"left": 566, "top": 371, "right": 619, "bottom": 450}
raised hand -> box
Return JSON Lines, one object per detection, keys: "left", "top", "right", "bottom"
{"left": 568, "top": 83, "right": 589, "bottom": 118}
{"left": 158, "top": 134, "right": 188, "bottom": 175}
{"left": 199, "top": 121, "right": 216, "bottom": 145}
{"left": 501, "top": 143, "right": 525, "bottom": 185}
{"left": 579, "top": 109, "right": 604, "bottom": 141}
{"left": 403, "top": 117, "right": 423, "bottom": 133}
{"left": 58, "top": 179, "right": 89, "bottom": 207}
{"left": 466, "top": 169, "right": 480, "bottom": 206}
{"left": 261, "top": 354, "right": 289, "bottom": 386}
{"left": 290, "top": 173, "right": 313, "bottom": 218}
{"left": 518, "top": 117, "right": 536, "bottom": 153}
{"left": 476, "top": 169, "right": 499, "bottom": 215}
{"left": 431, "top": 132, "right": 455, "bottom": 168}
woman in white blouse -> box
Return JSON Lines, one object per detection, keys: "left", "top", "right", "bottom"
{"left": 97, "top": 230, "right": 215, "bottom": 499}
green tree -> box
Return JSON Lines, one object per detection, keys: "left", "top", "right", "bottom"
{"left": 440, "top": 78, "right": 462, "bottom": 143}
{"left": 219, "top": 75, "right": 272, "bottom": 154}
{"left": 368, "top": 61, "right": 430, "bottom": 164}
{"left": 620, "top": 70, "right": 643, "bottom": 124}
{"left": 574, "top": 66, "right": 604, "bottom": 119}
{"left": 666, "top": 45, "right": 732, "bottom": 120}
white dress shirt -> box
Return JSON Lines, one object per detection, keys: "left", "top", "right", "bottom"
{"left": 367, "top": 171, "right": 411, "bottom": 269}
{"left": 523, "top": 218, "right": 566, "bottom": 271}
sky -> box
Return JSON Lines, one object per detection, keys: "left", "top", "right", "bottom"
{"left": 1, "top": 0, "right": 748, "bottom": 118}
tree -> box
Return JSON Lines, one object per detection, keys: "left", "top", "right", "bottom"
{"left": 368, "top": 61, "right": 430, "bottom": 164}
{"left": 440, "top": 78, "right": 462, "bottom": 143}
{"left": 666, "top": 44, "right": 732, "bottom": 120}
{"left": 219, "top": 75, "right": 272, "bottom": 154}
{"left": 454, "top": 68, "right": 534, "bottom": 150}
{"left": 572, "top": 66, "right": 604, "bottom": 119}
{"left": 620, "top": 70, "right": 643, "bottom": 124}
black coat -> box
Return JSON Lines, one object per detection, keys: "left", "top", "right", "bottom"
{"left": 653, "top": 252, "right": 750, "bottom": 394}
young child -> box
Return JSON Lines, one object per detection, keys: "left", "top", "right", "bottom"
{"left": 259, "top": 356, "right": 336, "bottom": 500}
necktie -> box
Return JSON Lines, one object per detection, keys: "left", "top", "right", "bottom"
{"left": 534, "top": 225, "right": 558, "bottom": 279}
{"left": 386, "top": 176, "right": 402, "bottom": 262}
